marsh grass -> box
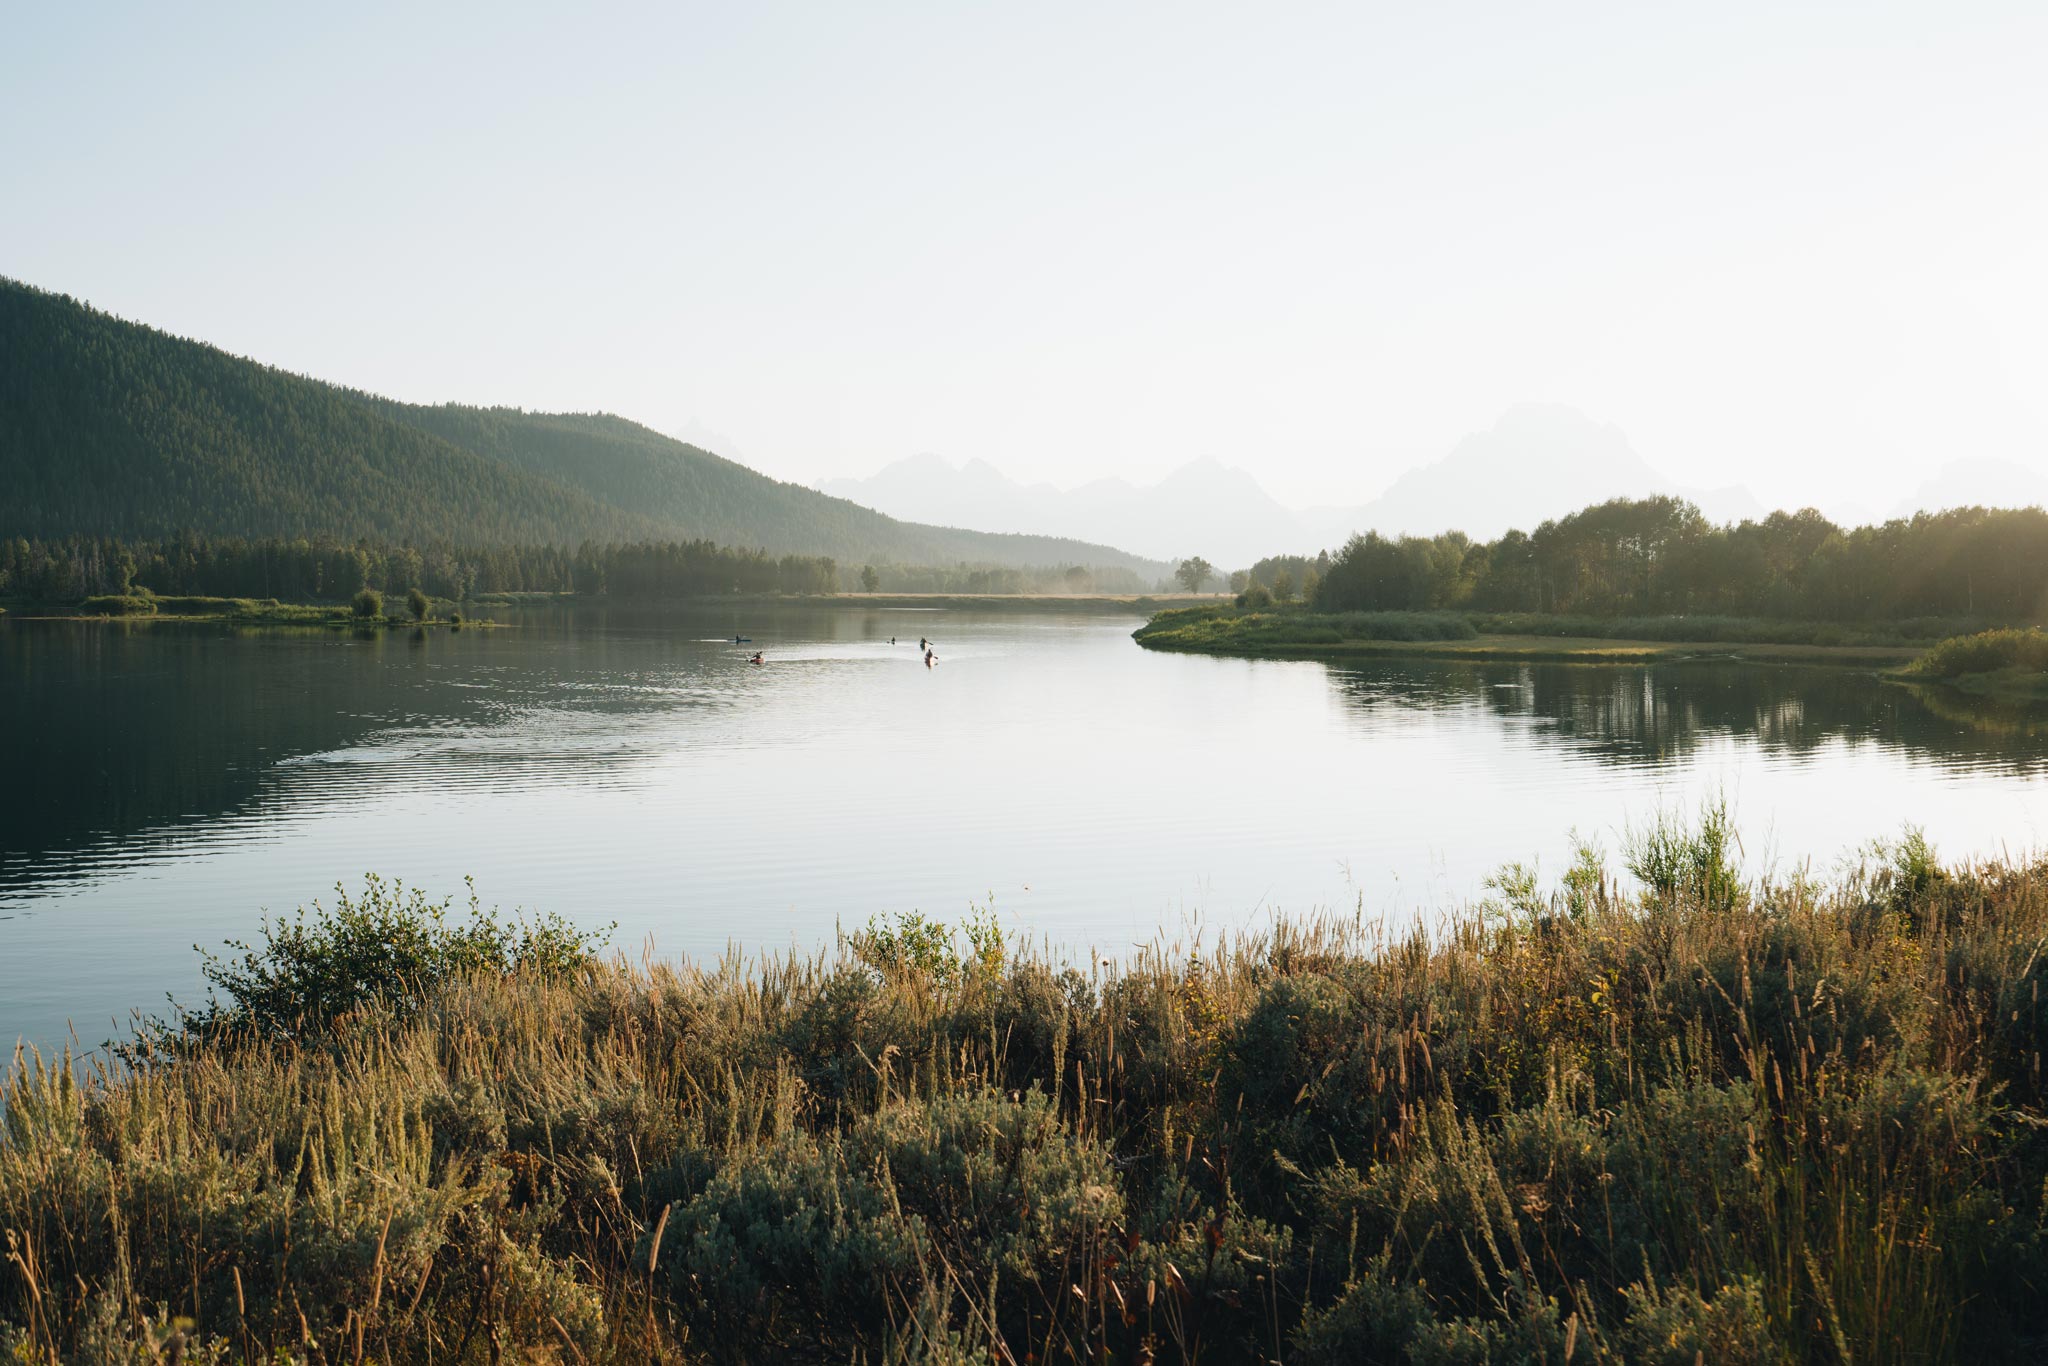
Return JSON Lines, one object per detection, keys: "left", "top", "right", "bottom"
{"left": 1135, "top": 607, "right": 1476, "bottom": 651}
{"left": 1135, "top": 605, "right": 1981, "bottom": 658}
{"left": 7, "top": 823, "right": 2048, "bottom": 1363}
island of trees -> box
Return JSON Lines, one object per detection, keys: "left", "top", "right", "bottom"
{"left": 1246, "top": 497, "right": 2045, "bottom": 622}
{"left": 1139, "top": 496, "right": 2048, "bottom": 665}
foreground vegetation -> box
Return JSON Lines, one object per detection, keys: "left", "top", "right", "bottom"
{"left": 1896, "top": 628, "right": 2048, "bottom": 703}
{"left": 8, "top": 822, "right": 2048, "bottom": 1363}
{"left": 1133, "top": 604, "right": 1949, "bottom": 664}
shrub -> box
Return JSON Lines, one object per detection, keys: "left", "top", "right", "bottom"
{"left": 9, "top": 834, "right": 2048, "bottom": 1362}
{"left": 666, "top": 1088, "right": 1118, "bottom": 1354}
{"left": 407, "top": 586, "right": 430, "bottom": 621}
{"left": 351, "top": 586, "right": 383, "bottom": 618}
{"left": 1625, "top": 797, "right": 1741, "bottom": 908}
{"left": 77, "top": 593, "right": 155, "bottom": 616}
{"left": 183, "top": 875, "right": 608, "bottom": 1038}
{"left": 1904, "top": 626, "right": 2048, "bottom": 680}
{"left": 1618, "top": 1276, "right": 1789, "bottom": 1365}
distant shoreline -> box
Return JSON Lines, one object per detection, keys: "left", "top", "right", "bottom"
{"left": 1138, "top": 631, "right": 1920, "bottom": 667}
{"left": 0, "top": 596, "right": 489, "bottom": 629}
{"left": 1132, "top": 605, "right": 1949, "bottom": 666}
{"left": 0, "top": 590, "right": 1221, "bottom": 626}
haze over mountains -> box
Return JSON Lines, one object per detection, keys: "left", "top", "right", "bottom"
{"left": 826, "top": 405, "right": 2048, "bottom": 567}
{"left": 0, "top": 279, "right": 1165, "bottom": 577}
{"left": 10, "top": 275, "right": 2042, "bottom": 583}
{"left": 824, "top": 406, "right": 1767, "bottom": 567}
{"left": 1895, "top": 458, "right": 2048, "bottom": 521}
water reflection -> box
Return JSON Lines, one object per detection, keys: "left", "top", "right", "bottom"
{"left": 1324, "top": 659, "right": 2048, "bottom": 774}
{"left": 4, "top": 604, "right": 2046, "bottom": 1055}
{"left": 1, "top": 605, "right": 908, "bottom": 894}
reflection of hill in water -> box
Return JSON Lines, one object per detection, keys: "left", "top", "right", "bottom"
{"left": 1325, "top": 661, "right": 2048, "bottom": 775}
{"left": 0, "top": 614, "right": 755, "bottom": 892}
{"left": 0, "top": 603, "right": 933, "bottom": 893}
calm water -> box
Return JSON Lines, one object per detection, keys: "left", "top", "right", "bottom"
{"left": 5, "top": 603, "right": 2047, "bottom": 1053}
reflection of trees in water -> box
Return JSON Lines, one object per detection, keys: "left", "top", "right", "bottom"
{"left": 1325, "top": 660, "right": 2048, "bottom": 774}
{"left": 2, "top": 623, "right": 527, "bottom": 882}
{"left": 1899, "top": 682, "right": 2048, "bottom": 743}
{"left": 1, "top": 601, "right": 993, "bottom": 888}
{"left": 0, "top": 610, "right": 773, "bottom": 888}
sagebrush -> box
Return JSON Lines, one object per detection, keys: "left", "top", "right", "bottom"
{"left": 6, "top": 824, "right": 2048, "bottom": 1362}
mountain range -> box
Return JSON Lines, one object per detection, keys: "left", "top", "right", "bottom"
{"left": 1894, "top": 457, "right": 2048, "bottom": 519}
{"left": 0, "top": 278, "right": 1165, "bottom": 576}
{"left": 825, "top": 406, "right": 1770, "bottom": 568}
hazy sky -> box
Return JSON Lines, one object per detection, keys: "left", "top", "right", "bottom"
{"left": 7, "top": 1, "right": 2044, "bottom": 515}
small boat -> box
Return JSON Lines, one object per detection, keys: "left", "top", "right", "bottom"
{"left": 732, "top": 635, "right": 752, "bottom": 644}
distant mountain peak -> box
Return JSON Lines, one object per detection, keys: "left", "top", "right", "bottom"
{"left": 1299, "top": 404, "right": 1763, "bottom": 544}
{"left": 1895, "top": 457, "right": 2048, "bottom": 516}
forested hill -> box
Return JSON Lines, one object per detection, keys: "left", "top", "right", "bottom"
{"left": 368, "top": 403, "right": 1161, "bottom": 571}
{"left": 0, "top": 279, "right": 1163, "bottom": 573}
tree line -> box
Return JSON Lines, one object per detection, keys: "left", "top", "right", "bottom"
{"left": 1249, "top": 497, "right": 2048, "bottom": 622}
{"left": 0, "top": 533, "right": 839, "bottom": 602}
{"left": 0, "top": 533, "right": 1166, "bottom": 603}
{"left": 861, "top": 561, "right": 1152, "bottom": 595}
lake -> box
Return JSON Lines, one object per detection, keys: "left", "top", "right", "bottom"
{"left": 4, "top": 602, "right": 2046, "bottom": 1054}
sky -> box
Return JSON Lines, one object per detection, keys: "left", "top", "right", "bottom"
{"left": 6, "top": 1, "right": 2045, "bottom": 517}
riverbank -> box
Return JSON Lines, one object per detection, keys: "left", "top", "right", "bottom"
{"left": 0, "top": 594, "right": 491, "bottom": 628}
{"left": 786, "top": 590, "right": 1219, "bottom": 613}
{"left": 1133, "top": 605, "right": 1934, "bottom": 665}
{"left": 3, "top": 826, "right": 2041, "bottom": 1362}
{"left": 6, "top": 590, "right": 1223, "bottom": 624}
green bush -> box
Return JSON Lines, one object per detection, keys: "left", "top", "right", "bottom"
{"left": 1625, "top": 798, "right": 1742, "bottom": 908}
{"left": 407, "top": 586, "right": 430, "bottom": 621}
{"left": 351, "top": 586, "right": 383, "bottom": 618}
{"left": 77, "top": 593, "right": 155, "bottom": 616}
{"left": 184, "top": 875, "right": 608, "bottom": 1038}
{"left": 1904, "top": 626, "right": 2048, "bottom": 679}
{"left": 665, "top": 1088, "right": 1117, "bottom": 1353}
{"left": 1618, "top": 1276, "right": 1789, "bottom": 1365}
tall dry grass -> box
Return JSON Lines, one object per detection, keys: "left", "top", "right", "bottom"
{"left": 5, "top": 824, "right": 2047, "bottom": 1363}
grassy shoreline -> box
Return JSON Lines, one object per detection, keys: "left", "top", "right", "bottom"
{"left": 5, "top": 825, "right": 2048, "bottom": 1362}
{"left": 1134, "top": 606, "right": 1939, "bottom": 666}
{"left": 1, "top": 594, "right": 491, "bottom": 629}
{"left": 774, "top": 591, "right": 1219, "bottom": 613}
